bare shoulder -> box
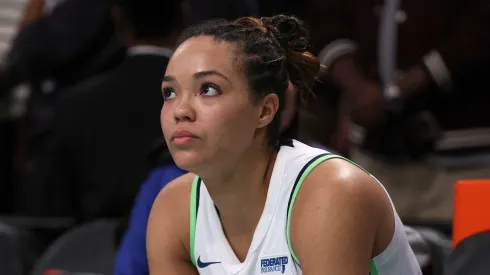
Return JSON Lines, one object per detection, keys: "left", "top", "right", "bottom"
{"left": 153, "top": 172, "right": 196, "bottom": 213}
{"left": 147, "top": 173, "right": 197, "bottom": 274}
{"left": 289, "top": 158, "right": 395, "bottom": 272}
{"left": 150, "top": 172, "right": 196, "bottom": 240}
{"left": 295, "top": 158, "right": 395, "bottom": 232}
{"left": 300, "top": 158, "right": 391, "bottom": 215}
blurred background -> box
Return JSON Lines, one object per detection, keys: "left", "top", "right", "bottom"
{"left": 0, "top": 0, "right": 489, "bottom": 274}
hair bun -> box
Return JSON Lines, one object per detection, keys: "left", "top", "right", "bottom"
{"left": 260, "top": 15, "right": 309, "bottom": 53}
{"left": 261, "top": 15, "right": 320, "bottom": 99}
{"left": 233, "top": 15, "right": 320, "bottom": 99}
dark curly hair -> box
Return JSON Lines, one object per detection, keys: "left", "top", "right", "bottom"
{"left": 177, "top": 15, "right": 320, "bottom": 147}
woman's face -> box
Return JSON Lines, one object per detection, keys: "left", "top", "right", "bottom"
{"left": 161, "top": 36, "right": 278, "bottom": 172}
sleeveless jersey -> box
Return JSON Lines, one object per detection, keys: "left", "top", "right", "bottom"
{"left": 190, "top": 140, "right": 421, "bottom": 275}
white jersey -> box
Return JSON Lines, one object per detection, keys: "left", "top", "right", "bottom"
{"left": 190, "top": 139, "right": 421, "bottom": 275}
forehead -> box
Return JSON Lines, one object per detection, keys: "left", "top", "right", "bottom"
{"left": 167, "top": 36, "right": 240, "bottom": 77}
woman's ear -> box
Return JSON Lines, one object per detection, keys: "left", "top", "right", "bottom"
{"left": 256, "top": 93, "right": 280, "bottom": 129}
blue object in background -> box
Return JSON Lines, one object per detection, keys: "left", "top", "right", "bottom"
{"left": 114, "top": 165, "right": 186, "bottom": 275}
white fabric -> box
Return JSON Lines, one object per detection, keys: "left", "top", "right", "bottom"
{"left": 193, "top": 140, "right": 421, "bottom": 274}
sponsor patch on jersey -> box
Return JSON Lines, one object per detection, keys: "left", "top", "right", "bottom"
{"left": 260, "top": 255, "right": 289, "bottom": 274}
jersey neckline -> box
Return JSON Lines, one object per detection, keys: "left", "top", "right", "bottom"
{"left": 201, "top": 144, "right": 291, "bottom": 271}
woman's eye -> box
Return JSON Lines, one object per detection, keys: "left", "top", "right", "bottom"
{"left": 200, "top": 83, "right": 221, "bottom": 97}
{"left": 162, "top": 87, "right": 176, "bottom": 100}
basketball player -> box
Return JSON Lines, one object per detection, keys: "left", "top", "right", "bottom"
{"left": 147, "top": 15, "right": 422, "bottom": 275}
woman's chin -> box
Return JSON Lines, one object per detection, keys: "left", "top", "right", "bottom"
{"left": 172, "top": 152, "right": 204, "bottom": 172}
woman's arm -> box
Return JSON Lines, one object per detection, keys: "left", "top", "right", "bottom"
{"left": 290, "top": 159, "right": 395, "bottom": 275}
{"left": 146, "top": 174, "right": 199, "bottom": 275}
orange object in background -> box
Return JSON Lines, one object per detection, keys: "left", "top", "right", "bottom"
{"left": 453, "top": 179, "right": 490, "bottom": 248}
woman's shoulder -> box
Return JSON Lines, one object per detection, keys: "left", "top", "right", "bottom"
{"left": 288, "top": 159, "right": 398, "bottom": 271}
{"left": 299, "top": 158, "right": 392, "bottom": 220}
{"left": 150, "top": 173, "right": 196, "bottom": 229}
{"left": 302, "top": 158, "right": 396, "bottom": 245}
{"left": 149, "top": 173, "right": 196, "bottom": 247}
{"left": 147, "top": 173, "right": 197, "bottom": 268}
{"left": 153, "top": 172, "right": 196, "bottom": 210}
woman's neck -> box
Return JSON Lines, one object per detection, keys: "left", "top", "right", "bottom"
{"left": 200, "top": 144, "right": 278, "bottom": 234}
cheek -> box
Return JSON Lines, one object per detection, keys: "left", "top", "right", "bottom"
{"left": 204, "top": 101, "right": 257, "bottom": 144}
{"left": 160, "top": 104, "right": 172, "bottom": 138}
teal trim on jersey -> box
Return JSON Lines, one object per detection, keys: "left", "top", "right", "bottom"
{"left": 370, "top": 260, "right": 379, "bottom": 275}
{"left": 285, "top": 154, "right": 378, "bottom": 274}
{"left": 189, "top": 176, "right": 200, "bottom": 267}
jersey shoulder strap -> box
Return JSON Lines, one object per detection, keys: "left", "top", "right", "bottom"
{"left": 189, "top": 176, "right": 201, "bottom": 266}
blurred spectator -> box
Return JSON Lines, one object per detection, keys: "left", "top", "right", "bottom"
{"left": 309, "top": 0, "right": 490, "bottom": 220}
{"left": 16, "top": 0, "right": 186, "bottom": 221}
{"left": 0, "top": 0, "right": 126, "bottom": 216}
{"left": 0, "top": 0, "right": 124, "bottom": 95}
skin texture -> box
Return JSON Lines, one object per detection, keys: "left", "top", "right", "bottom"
{"left": 147, "top": 36, "right": 395, "bottom": 275}
{"left": 160, "top": 36, "right": 278, "bottom": 176}
{"left": 290, "top": 159, "right": 395, "bottom": 275}
{"left": 147, "top": 173, "right": 197, "bottom": 275}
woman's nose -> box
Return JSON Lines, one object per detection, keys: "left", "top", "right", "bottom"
{"left": 173, "top": 95, "right": 196, "bottom": 122}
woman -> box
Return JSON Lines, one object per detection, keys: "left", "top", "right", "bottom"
{"left": 115, "top": 81, "right": 300, "bottom": 275}
{"left": 147, "top": 15, "right": 421, "bottom": 274}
